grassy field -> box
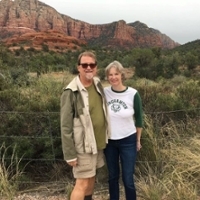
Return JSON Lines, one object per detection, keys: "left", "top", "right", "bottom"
{"left": 1, "top": 71, "right": 200, "bottom": 200}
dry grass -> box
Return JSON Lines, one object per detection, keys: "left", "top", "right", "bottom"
{"left": 135, "top": 116, "right": 200, "bottom": 200}
{"left": 0, "top": 144, "right": 24, "bottom": 199}
{"left": 3, "top": 72, "right": 200, "bottom": 199}
{"left": 28, "top": 71, "right": 75, "bottom": 83}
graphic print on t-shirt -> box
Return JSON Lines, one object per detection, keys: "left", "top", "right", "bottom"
{"left": 107, "top": 99, "right": 128, "bottom": 113}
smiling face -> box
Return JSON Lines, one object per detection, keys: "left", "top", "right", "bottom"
{"left": 107, "top": 67, "right": 123, "bottom": 87}
{"left": 77, "top": 55, "right": 97, "bottom": 86}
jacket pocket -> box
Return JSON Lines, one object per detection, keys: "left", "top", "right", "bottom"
{"left": 73, "top": 118, "right": 85, "bottom": 153}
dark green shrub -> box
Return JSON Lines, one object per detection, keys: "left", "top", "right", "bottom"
{"left": 97, "top": 68, "right": 106, "bottom": 80}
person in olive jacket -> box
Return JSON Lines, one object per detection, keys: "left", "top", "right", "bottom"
{"left": 60, "top": 51, "right": 110, "bottom": 200}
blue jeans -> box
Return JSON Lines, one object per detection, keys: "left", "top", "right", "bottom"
{"left": 104, "top": 134, "right": 137, "bottom": 200}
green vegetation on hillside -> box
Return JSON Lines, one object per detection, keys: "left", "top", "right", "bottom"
{"left": 0, "top": 43, "right": 200, "bottom": 199}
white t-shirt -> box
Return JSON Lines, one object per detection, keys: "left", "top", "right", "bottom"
{"left": 104, "top": 86, "right": 137, "bottom": 139}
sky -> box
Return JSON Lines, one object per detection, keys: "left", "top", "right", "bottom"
{"left": 41, "top": 0, "right": 200, "bottom": 45}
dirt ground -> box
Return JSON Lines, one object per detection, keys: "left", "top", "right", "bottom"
{"left": 13, "top": 193, "right": 109, "bottom": 200}
{"left": 9, "top": 182, "right": 126, "bottom": 200}
{"left": 7, "top": 182, "right": 112, "bottom": 200}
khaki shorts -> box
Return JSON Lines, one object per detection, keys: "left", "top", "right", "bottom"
{"left": 73, "top": 150, "right": 104, "bottom": 179}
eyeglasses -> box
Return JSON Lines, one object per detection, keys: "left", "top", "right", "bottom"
{"left": 79, "top": 63, "right": 97, "bottom": 69}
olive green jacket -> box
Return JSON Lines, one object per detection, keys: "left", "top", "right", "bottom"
{"left": 60, "top": 76, "right": 110, "bottom": 161}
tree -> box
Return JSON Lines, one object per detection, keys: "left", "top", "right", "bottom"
{"left": 162, "top": 53, "right": 180, "bottom": 79}
{"left": 132, "top": 48, "right": 155, "bottom": 78}
{"left": 184, "top": 52, "right": 198, "bottom": 71}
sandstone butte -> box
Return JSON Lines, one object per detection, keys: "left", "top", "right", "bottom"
{"left": 0, "top": 0, "right": 180, "bottom": 51}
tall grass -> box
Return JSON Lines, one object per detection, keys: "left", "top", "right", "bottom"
{"left": 136, "top": 116, "right": 200, "bottom": 200}
{"left": 0, "top": 143, "right": 24, "bottom": 199}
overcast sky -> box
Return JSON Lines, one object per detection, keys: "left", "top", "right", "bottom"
{"left": 41, "top": 0, "right": 200, "bottom": 45}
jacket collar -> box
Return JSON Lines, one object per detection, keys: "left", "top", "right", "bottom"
{"left": 65, "top": 76, "right": 100, "bottom": 92}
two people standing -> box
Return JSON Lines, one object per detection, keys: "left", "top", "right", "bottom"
{"left": 60, "top": 51, "right": 143, "bottom": 200}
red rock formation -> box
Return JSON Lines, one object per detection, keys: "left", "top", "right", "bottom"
{"left": 5, "top": 30, "right": 86, "bottom": 51}
{"left": 0, "top": 0, "right": 179, "bottom": 49}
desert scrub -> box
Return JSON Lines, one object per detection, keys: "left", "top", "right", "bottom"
{"left": 0, "top": 143, "right": 24, "bottom": 199}
{"left": 135, "top": 116, "right": 200, "bottom": 200}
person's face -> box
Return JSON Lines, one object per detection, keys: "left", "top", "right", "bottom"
{"left": 77, "top": 56, "right": 97, "bottom": 81}
{"left": 107, "top": 67, "right": 122, "bottom": 86}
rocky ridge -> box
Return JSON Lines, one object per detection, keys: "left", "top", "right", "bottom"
{"left": 0, "top": 0, "right": 179, "bottom": 50}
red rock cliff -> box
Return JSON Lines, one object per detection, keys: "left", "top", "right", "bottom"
{"left": 0, "top": 0, "right": 179, "bottom": 49}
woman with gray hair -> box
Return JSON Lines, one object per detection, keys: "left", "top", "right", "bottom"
{"left": 104, "top": 61, "right": 143, "bottom": 200}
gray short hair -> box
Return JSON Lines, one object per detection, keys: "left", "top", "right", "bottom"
{"left": 105, "top": 60, "right": 126, "bottom": 81}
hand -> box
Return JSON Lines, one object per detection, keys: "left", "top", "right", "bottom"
{"left": 67, "top": 159, "right": 78, "bottom": 167}
{"left": 137, "top": 140, "right": 142, "bottom": 151}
